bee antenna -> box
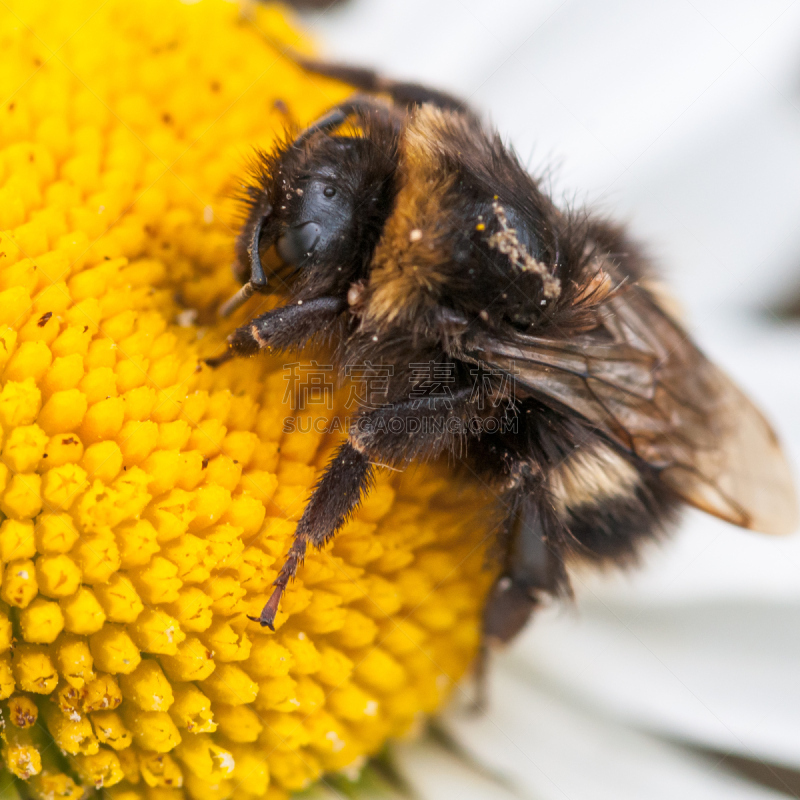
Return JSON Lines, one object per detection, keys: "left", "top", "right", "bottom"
{"left": 218, "top": 281, "right": 256, "bottom": 318}
{"left": 247, "top": 211, "right": 269, "bottom": 286}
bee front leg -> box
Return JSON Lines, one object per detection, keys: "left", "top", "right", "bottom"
{"left": 207, "top": 296, "right": 347, "bottom": 366}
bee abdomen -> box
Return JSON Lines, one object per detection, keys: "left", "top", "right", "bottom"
{"left": 549, "top": 444, "right": 679, "bottom": 565}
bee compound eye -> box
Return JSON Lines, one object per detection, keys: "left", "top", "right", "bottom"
{"left": 276, "top": 221, "right": 322, "bottom": 264}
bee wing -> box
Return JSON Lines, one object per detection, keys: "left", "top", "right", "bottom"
{"left": 466, "top": 289, "right": 799, "bottom": 535}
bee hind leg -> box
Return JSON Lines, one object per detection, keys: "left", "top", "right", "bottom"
{"left": 487, "top": 492, "right": 569, "bottom": 636}
{"left": 476, "top": 491, "right": 568, "bottom": 707}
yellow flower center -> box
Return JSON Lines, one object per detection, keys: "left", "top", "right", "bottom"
{"left": 0, "top": 1, "right": 497, "bottom": 797}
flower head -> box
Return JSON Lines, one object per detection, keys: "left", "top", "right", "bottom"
{"left": 0, "top": 1, "right": 497, "bottom": 797}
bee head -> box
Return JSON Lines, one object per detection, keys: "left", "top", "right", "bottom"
{"left": 229, "top": 106, "right": 400, "bottom": 310}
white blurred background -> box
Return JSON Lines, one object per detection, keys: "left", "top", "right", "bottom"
{"left": 287, "top": 2, "right": 800, "bottom": 797}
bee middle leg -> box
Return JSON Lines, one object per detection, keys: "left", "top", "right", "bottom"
{"left": 348, "top": 387, "right": 478, "bottom": 462}
{"left": 255, "top": 389, "right": 477, "bottom": 629}
{"left": 252, "top": 439, "right": 373, "bottom": 629}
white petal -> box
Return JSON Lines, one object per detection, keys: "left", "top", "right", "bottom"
{"left": 393, "top": 737, "right": 528, "bottom": 800}
{"left": 300, "top": 772, "right": 406, "bottom": 800}
{"left": 510, "top": 600, "right": 800, "bottom": 768}
{"left": 302, "top": 787, "right": 350, "bottom": 800}
{"left": 301, "top": 738, "right": 527, "bottom": 800}
{"left": 443, "top": 665, "right": 792, "bottom": 800}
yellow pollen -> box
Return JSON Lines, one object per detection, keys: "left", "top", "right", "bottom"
{"left": 0, "top": 1, "right": 498, "bottom": 798}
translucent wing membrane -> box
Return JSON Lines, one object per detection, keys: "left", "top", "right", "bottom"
{"left": 467, "top": 288, "right": 798, "bottom": 535}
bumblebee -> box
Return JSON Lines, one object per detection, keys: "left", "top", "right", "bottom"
{"left": 210, "top": 50, "right": 799, "bottom": 639}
